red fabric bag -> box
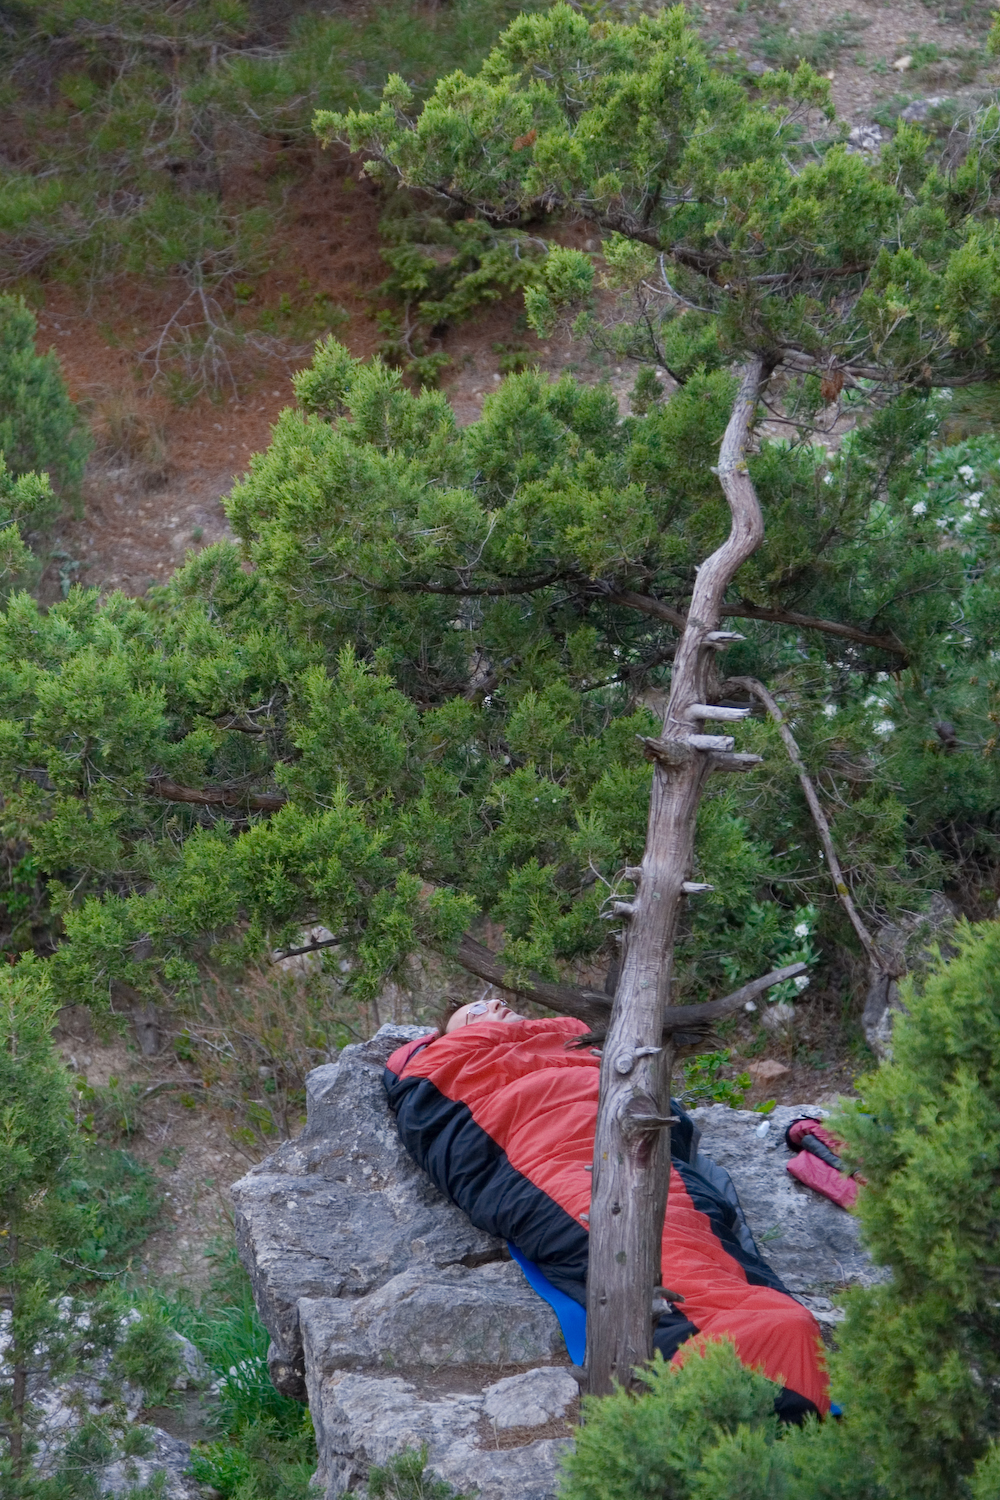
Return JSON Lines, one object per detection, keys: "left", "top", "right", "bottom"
{"left": 785, "top": 1117, "right": 859, "bottom": 1210}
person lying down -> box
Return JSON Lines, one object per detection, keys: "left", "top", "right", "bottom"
{"left": 383, "top": 997, "right": 829, "bottom": 1423}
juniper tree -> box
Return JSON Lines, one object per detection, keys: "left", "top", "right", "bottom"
{"left": 317, "top": 3, "right": 1000, "bottom": 1392}
{"left": 0, "top": 334, "right": 997, "bottom": 1395}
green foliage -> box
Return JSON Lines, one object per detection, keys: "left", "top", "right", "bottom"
{"left": 679, "top": 1050, "right": 753, "bottom": 1109}
{"left": 373, "top": 205, "right": 546, "bottom": 383}
{"left": 0, "top": 294, "right": 86, "bottom": 595}
{"left": 826, "top": 921, "right": 1000, "bottom": 1495}
{"left": 54, "top": 1146, "right": 160, "bottom": 1271}
{"left": 0, "top": 345, "right": 805, "bottom": 1006}
{"left": 166, "top": 1246, "right": 305, "bottom": 1436}
{"left": 0, "top": 335, "right": 994, "bottom": 1028}
{"left": 753, "top": 12, "right": 869, "bottom": 73}
{"left": 0, "top": 295, "right": 90, "bottom": 496}
{"left": 188, "top": 1421, "right": 317, "bottom": 1500}
{"left": 368, "top": 1444, "right": 474, "bottom": 1500}
{"left": 559, "top": 1339, "right": 783, "bottom": 1500}
{"left": 109, "top": 1309, "right": 183, "bottom": 1407}
{"left": 0, "top": 0, "right": 552, "bottom": 390}
{"left": 321, "top": 4, "right": 1000, "bottom": 390}
{"left": 0, "top": 958, "right": 81, "bottom": 1264}
{"left": 0, "top": 959, "right": 160, "bottom": 1487}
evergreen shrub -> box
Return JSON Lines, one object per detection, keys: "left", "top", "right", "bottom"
{"left": 559, "top": 1339, "right": 783, "bottom": 1500}
{"left": 0, "top": 295, "right": 90, "bottom": 499}
{"left": 559, "top": 924, "right": 1000, "bottom": 1500}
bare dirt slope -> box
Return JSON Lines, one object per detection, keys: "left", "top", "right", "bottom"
{"left": 41, "top": 0, "right": 995, "bottom": 605}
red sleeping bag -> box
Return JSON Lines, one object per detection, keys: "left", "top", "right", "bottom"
{"left": 385, "top": 1015, "right": 829, "bottom": 1416}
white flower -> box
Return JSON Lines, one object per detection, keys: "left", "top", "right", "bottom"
{"left": 874, "top": 718, "right": 895, "bottom": 736}
{"left": 823, "top": 703, "right": 838, "bottom": 717}
{"left": 958, "top": 464, "right": 976, "bottom": 481}
{"left": 935, "top": 517, "right": 951, "bottom": 529}
{"left": 911, "top": 499, "right": 927, "bottom": 516}
{"left": 794, "top": 975, "right": 811, "bottom": 992}
{"left": 794, "top": 921, "right": 811, "bottom": 937}
{"left": 823, "top": 473, "right": 834, "bottom": 486}
{"left": 965, "top": 492, "right": 983, "bottom": 508}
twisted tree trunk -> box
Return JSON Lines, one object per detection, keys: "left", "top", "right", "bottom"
{"left": 585, "top": 357, "right": 774, "bottom": 1396}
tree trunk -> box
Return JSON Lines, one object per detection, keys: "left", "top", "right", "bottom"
{"left": 8, "top": 1232, "right": 25, "bottom": 1475}
{"left": 585, "top": 357, "right": 773, "bottom": 1397}
{"left": 9, "top": 1358, "right": 26, "bottom": 1473}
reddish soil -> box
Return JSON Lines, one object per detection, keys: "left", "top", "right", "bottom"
{"left": 37, "top": 147, "right": 612, "bottom": 602}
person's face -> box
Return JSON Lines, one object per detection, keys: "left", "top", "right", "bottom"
{"left": 445, "top": 997, "right": 526, "bottom": 1032}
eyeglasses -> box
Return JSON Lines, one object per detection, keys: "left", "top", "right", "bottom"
{"left": 464, "top": 1001, "right": 491, "bottom": 1025}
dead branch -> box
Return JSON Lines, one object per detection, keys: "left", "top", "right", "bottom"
{"left": 454, "top": 934, "right": 611, "bottom": 1029}
{"left": 147, "top": 778, "right": 287, "bottom": 813}
{"left": 608, "top": 587, "right": 907, "bottom": 660}
{"left": 720, "top": 602, "right": 907, "bottom": 660}
{"left": 582, "top": 356, "right": 776, "bottom": 1395}
{"left": 270, "top": 934, "right": 343, "bottom": 961}
{"left": 725, "top": 676, "right": 883, "bottom": 967}
{"left": 566, "top": 959, "right": 808, "bottom": 1047}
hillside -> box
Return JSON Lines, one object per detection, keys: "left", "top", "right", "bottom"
{"left": 4, "top": 0, "right": 1000, "bottom": 1496}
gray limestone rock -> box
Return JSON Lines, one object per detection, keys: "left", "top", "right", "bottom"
{"left": 97, "top": 1428, "right": 202, "bottom": 1500}
{"left": 483, "top": 1367, "right": 578, "bottom": 1430}
{"left": 300, "top": 1262, "right": 562, "bottom": 1374}
{"left": 309, "top": 1369, "right": 573, "bottom": 1500}
{"left": 432, "top": 1435, "right": 573, "bottom": 1500}
{"left": 847, "top": 123, "right": 883, "bottom": 154}
{"left": 169, "top": 1330, "right": 209, "bottom": 1389}
{"left": 691, "top": 1103, "right": 886, "bottom": 1294}
{"left": 899, "top": 95, "right": 951, "bottom": 123}
{"left": 863, "top": 893, "right": 957, "bottom": 1058}
{"left": 232, "top": 1025, "right": 504, "bottom": 1380}
{"left": 237, "top": 1030, "right": 881, "bottom": 1500}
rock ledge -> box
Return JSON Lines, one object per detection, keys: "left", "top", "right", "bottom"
{"left": 234, "top": 1029, "right": 880, "bottom": 1498}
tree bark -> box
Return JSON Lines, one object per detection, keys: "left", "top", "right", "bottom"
{"left": 9, "top": 1357, "right": 26, "bottom": 1472}
{"left": 146, "top": 777, "right": 287, "bottom": 812}
{"left": 585, "top": 357, "right": 773, "bottom": 1397}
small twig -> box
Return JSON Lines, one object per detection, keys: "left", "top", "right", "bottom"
{"left": 141, "top": 1078, "right": 206, "bottom": 1099}
{"left": 270, "top": 934, "right": 344, "bottom": 961}
{"left": 727, "top": 676, "right": 883, "bottom": 967}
